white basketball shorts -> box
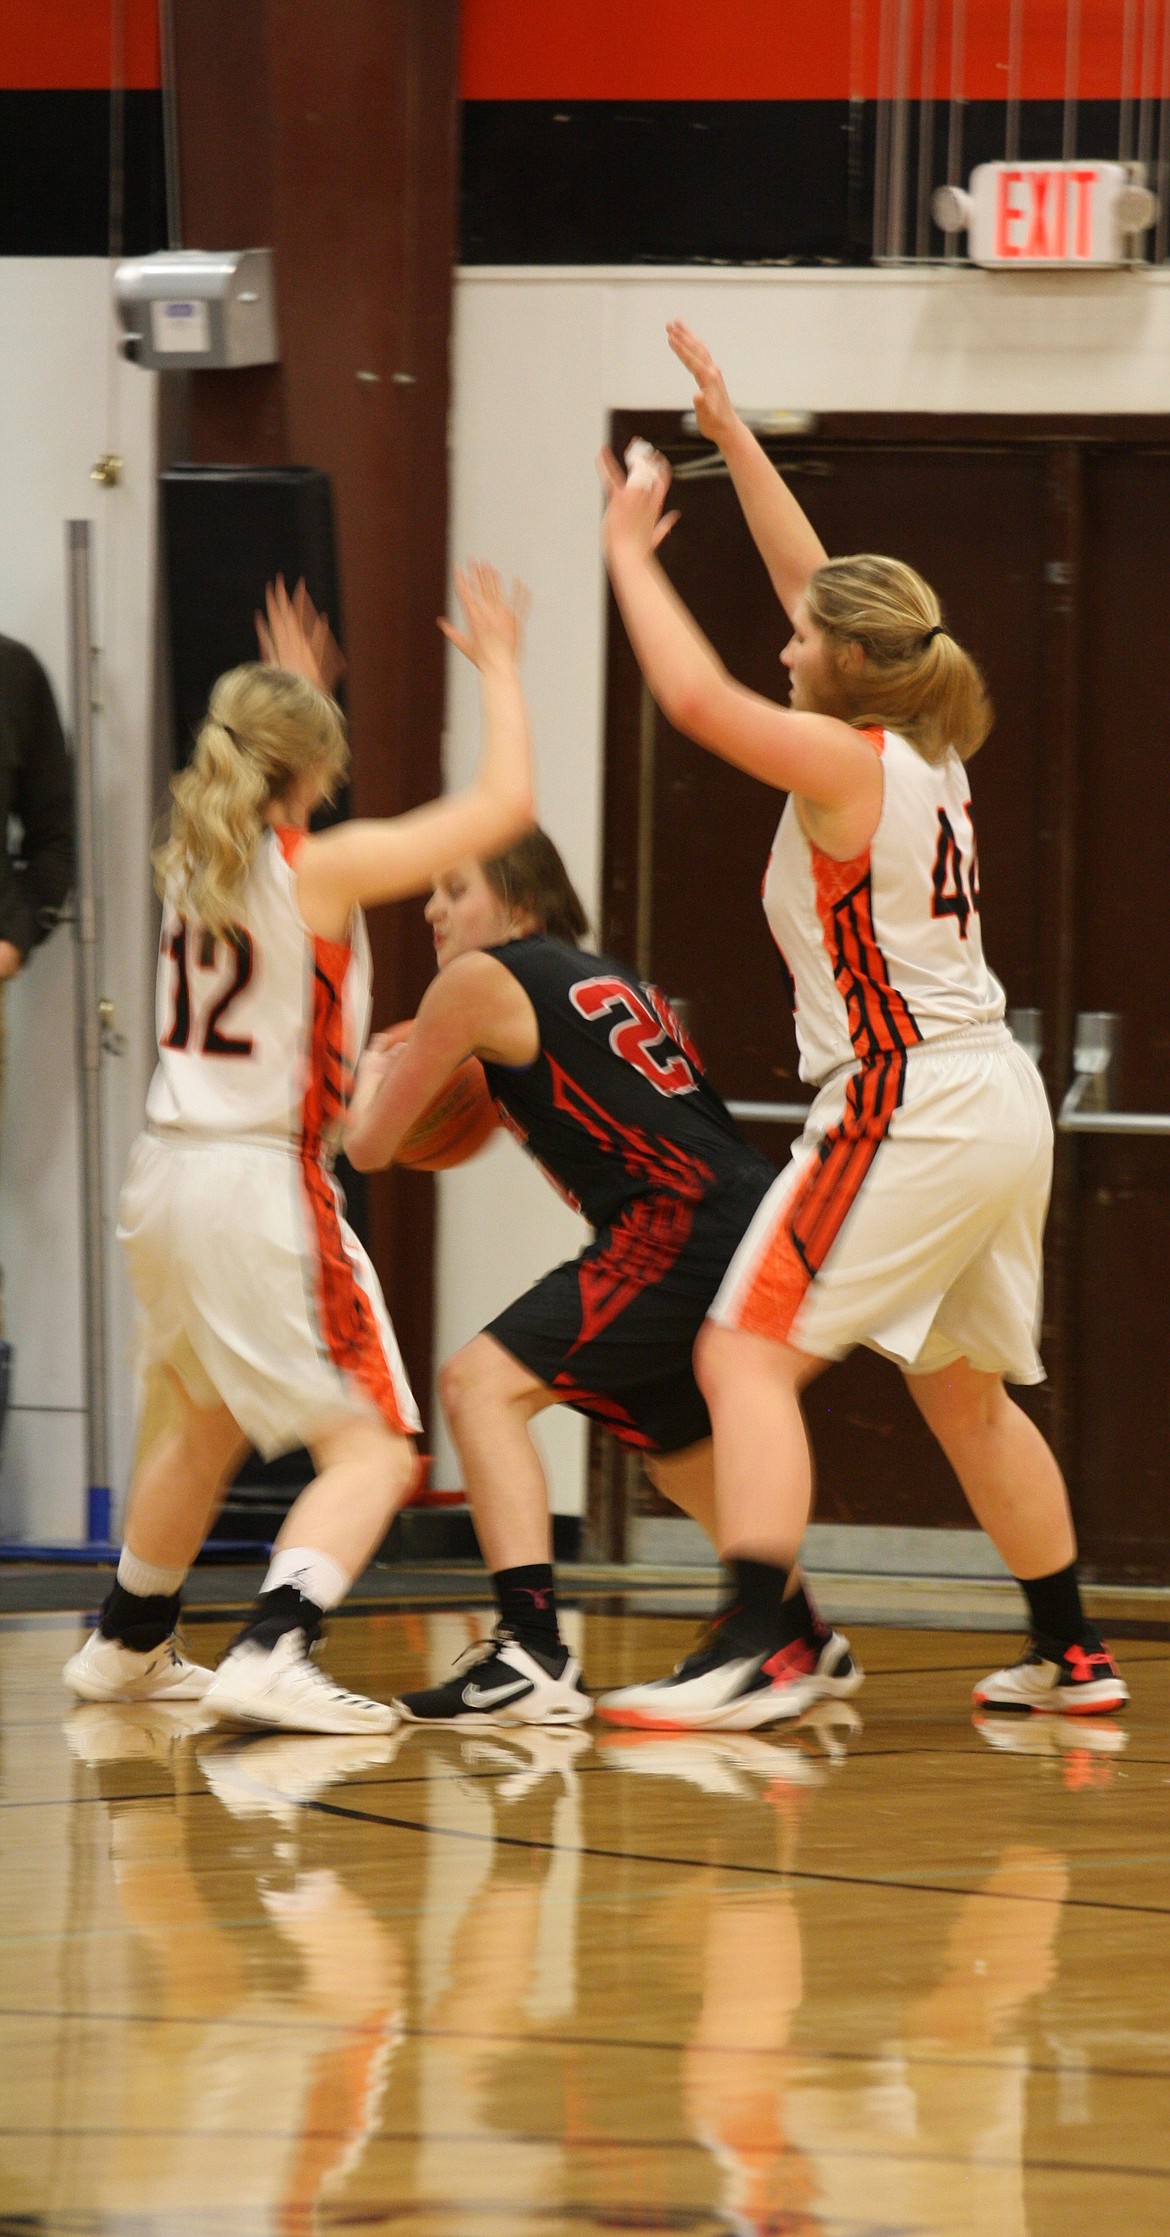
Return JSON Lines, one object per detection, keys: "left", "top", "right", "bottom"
{"left": 118, "top": 1130, "right": 422, "bottom": 1455}
{"left": 710, "top": 1025, "right": 1052, "bottom": 1382}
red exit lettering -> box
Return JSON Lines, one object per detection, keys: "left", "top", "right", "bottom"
{"left": 994, "top": 166, "right": 1097, "bottom": 260}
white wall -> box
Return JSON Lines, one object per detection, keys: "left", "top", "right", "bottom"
{"left": 0, "top": 261, "right": 157, "bottom": 1543}
{"left": 439, "top": 260, "right": 1170, "bottom": 1514}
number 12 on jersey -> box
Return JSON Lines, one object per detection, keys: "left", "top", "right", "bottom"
{"left": 162, "top": 917, "right": 256, "bottom": 1058}
{"left": 931, "top": 808, "right": 980, "bottom": 940}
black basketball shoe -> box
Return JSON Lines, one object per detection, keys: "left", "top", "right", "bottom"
{"left": 395, "top": 1626, "right": 592, "bottom": 1727}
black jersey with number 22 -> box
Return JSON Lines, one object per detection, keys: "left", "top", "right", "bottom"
{"left": 481, "top": 937, "right": 771, "bottom": 1229}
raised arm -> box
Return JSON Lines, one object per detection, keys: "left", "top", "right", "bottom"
{"left": 256, "top": 574, "right": 348, "bottom": 695}
{"left": 600, "top": 449, "right": 878, "bottom": 817}
{"left": 667, "top": 320, "right": 827, "bottom": 623}
{"left": 346, "top": 950, "right": 537, "bottom": 1171}
{"left": 296, "top": 564, "right": 536, "bottom": 930}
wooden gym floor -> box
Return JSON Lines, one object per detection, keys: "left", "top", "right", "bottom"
{"left": 2, "top": 1601, "right": 1168, "bottom": 2235}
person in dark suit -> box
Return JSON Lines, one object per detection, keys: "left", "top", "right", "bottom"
{"left": 0, "top": 631, "right": 74, "bottom": 1413}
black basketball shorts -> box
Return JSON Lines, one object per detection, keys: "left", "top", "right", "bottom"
{"left": 484, "top": 1167, "right": 775, "bottom": 1454}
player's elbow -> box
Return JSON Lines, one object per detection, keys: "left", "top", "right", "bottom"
{"left": 479, "top": 782, "right": 537, "bottom": 857}
{"left": 669, "top": 673, "right": 730, "bottom": 747}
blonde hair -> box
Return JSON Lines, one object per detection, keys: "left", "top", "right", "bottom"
{"left": 154, "top": 665, "right": 349, "bottom": 936}
{"left": 804, "top": 555, "right": 992, "bottom": 764}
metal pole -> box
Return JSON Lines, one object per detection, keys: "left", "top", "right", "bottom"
{"left": 1120, "top": 0, "right": 1139, "bottom": 160}
{"left": 1005, "top": 0, "right": 1024, "bottom": 161}
{"left": 848, "top": 0, "right": 868, "bottom": 255}
{"left": 1062, "top": 0, "right": 1081, "bottom": 159}
{"left": 1155, "top": 0, "right": 1170, "bottom": 260}
{"left": 1138, "top": 0, "right": 1159, "bottom": 170}
{"left": 873, "top": 0, "right": 896, "bottom": 262}
{"left": 887, "top": 0, "right": 915, "bottom": 257}
{"left": 916, "top": 0, "right": 940, "bottom": 256}
{"left": 158, "top": 0, "right": 183, "bottom": 251}
{"left": 944, "top": 0, "right": 967, "bottom": 260}
{"left": 67, "top": 523, "right": 111, "bottom": 1543}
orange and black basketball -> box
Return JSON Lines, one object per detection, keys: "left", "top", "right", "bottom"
{"left": 382, "top": 1020, "right": 500, "bottom": 1171}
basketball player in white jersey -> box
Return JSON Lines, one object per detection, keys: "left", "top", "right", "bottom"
{"left": 595, "top": 322, "right": 1126, "bottom": 1730}
{"left": 64, "top": 567, "right": 534, "bottom": 1733}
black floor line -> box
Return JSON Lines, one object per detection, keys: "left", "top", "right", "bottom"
{"left": 13, "top": 1724, "right": 1170, "bottom": 1810}
{"left": 0, "top": 2116, "right": 1165, "bottom": 2191}
{"left": 4, "top": 1998, "right": 1170, "bottom": 2091}
{"left": 300, "top": 1790, "right": 1170, "bottom": 1918}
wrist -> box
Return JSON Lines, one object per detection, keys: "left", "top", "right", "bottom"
{"left": 717, "top": 411, "right": 752, "bottom": 458}
{"left": 603, "top": 519, "right": 645, "bottom": 566}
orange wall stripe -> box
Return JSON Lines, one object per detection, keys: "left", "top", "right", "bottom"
{"left": 461, "top": 0, "right": 1136, "bottom": 106}
{"left": 0, "top": 1, "right": 160, "bottom": 90}
{"left": 4, "top": 4, "right": 1140, "bottom": 106}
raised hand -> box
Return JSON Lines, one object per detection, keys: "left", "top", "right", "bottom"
{"left": 255, "top": 575, "right": 346, "bottom": 694}
{"left": 666, "top": 319, "right": 738, "bottom": 447}
{"left": 439, "top": 562, "right": 530, "bottom": 669}
{"left": 597, "top": 445, "right": 678, "bottom": 557}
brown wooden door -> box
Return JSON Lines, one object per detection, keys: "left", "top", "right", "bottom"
{"left": 603, "top": 413, "right": 1170, "bottom": 1578}
{"left": 1066, "top": 448, "right": 1170, "bottom": 1580}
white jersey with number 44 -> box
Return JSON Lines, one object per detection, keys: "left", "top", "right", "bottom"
{"left": 146, "top": 825, "right": 372, "bottom": 1149}
{"left": 764, "top": 726, "right": 1005, "bottom": 1087}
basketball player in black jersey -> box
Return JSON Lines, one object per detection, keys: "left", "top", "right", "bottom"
{"left": 346, "top": 829, "right": 862, "bottom": 1727}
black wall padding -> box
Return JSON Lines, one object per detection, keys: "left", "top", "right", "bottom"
{"left": 0, "top": 90, "right": 166, "bottom": 256}
{"left": 461, "top": 98, "right": 1134, "bottom": 266}
{"left": 159, "top": 461, "right": 367, "bottom": 1283}
{"left": 161, "top": 464, "right": 342, "bottom": 770}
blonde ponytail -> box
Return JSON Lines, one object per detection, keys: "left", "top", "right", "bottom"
{"left": 154, "top": 664, "right": 349, "bottom": 937}
{"left": 804, "top": 555, "right": 992, "bottom": 764}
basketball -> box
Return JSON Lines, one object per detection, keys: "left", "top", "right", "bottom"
{"left": 380, "top": 1019, "right": 500, "bottom": 1171}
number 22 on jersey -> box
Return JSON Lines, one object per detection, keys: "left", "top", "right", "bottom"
{"left": 569, "top": 975, "right": 699, "bottom": 1097}
{"left": 162, "top": 917, "right": 256, "bottom": 1058}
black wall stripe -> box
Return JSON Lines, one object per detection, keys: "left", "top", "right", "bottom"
{"left": 1, "top": 85, "right": 1143, "bottom": 266}
{"left": 0, "top": 90, "right": 166, "bottom": 256}
{"left": 462, "top": 97, "right": 1139, "bottom": 267}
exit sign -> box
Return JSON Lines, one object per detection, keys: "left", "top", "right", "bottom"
{"left": 968, "top": 161, "right": 1133, "bottom": 266}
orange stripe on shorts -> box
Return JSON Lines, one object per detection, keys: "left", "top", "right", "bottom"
{"left": 300, "top": 941, "right": 412, "bottom": 1436}
{"left": 732, "top": 1052, "right": 907, "bottom": 1347}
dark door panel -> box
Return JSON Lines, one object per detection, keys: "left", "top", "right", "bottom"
{"left": 1068, "top": 453, "right": 1170, "bottom": 1578}
{"left": 1073, "top": 1150, "right": 1170, "bottom": 1578}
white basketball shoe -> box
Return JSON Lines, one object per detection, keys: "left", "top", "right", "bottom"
{"left": 203, "top": 1630, "right": 398, "bottom": 1735}
{"left": 596, "top": 1619, "right": 863, "bottom": 1732}
{"left": 63, "top": 1629, "right": 213, "bottom": 1703}
{"left": 973, "top": 1637, "right": 1128, "bottom": 1716}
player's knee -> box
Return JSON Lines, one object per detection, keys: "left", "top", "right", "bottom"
{"left": 438, "top": 1339, "right": 498, "bottom": 1426}
{"left": 912, "top": 1362, "right": 1008, "bottom": 1445}
{"left": 693, "top": 1320, "right": 734, "bottom": 1403}
{"left": 317, "top": 1413, "right": 411, "bottom": 1482}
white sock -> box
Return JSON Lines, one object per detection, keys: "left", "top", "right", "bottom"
{"left": 261, "top": 1546, "right": 351, "bottom": 1612}
{"left": 117, "top": 1547, "right": 187, "bottom": 1598}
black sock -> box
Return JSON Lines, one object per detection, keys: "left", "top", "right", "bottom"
{"left": 233, "top": 1583, "right": 323, "bottom": 1653}
{"left": 724, "top": 1557, "right": 795, "bottom": 1648}
{"left": 494, "top": 1563, "right": 563, "bottom": 1662}
{"left": 781, "top": 1578, "right": 824, "bottom": 1644}
{"left": 99, "top": 1581, "right": 181, "bottom": 1654}
{"left": 1018, "top": 1562, "right": 1093, "bottom": 1655}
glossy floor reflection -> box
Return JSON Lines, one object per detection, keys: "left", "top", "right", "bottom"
{"left": 2, "top": 1608, "right": 1168, "bottom": 2234}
